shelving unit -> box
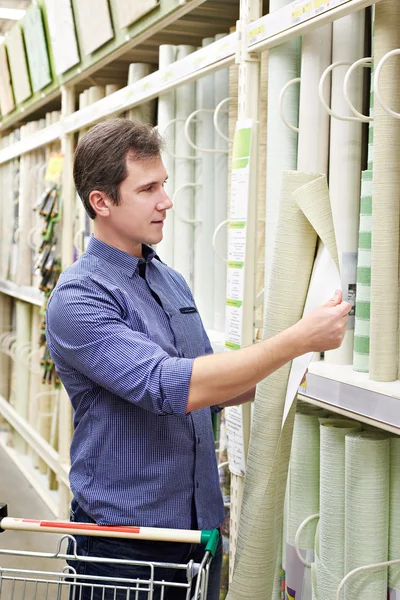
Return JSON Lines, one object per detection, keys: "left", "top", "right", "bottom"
{"left": 0, "top": 0, "right": 240, "bottom": 133}
{"left": 300, "top": 364, "right": 400, "bottom": 434}
{"left": 1, "top": 0, "right": 400, "bottom": 597}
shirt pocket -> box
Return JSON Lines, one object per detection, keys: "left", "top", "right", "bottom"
{"left": 168, "top": 306, "right": 205, "bottom": 358}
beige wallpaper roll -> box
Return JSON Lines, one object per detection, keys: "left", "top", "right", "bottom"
{"left": 227, "top": 172, "right": 338, "bottom": 599}
{"left": 370, "top": 0, "right": 400, "bottom": 382}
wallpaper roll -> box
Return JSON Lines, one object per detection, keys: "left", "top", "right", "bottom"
{"left": 297, "top": 24, "right": 331, "bottom": 365}
{"left": 353, "top": 171, "right": 372, "bottom": 373}
{"left": 265, "top": 0, "right": 300, "bottom": 294}
{"left": 369, "top": 0, "right": 400, "bottom": 382}
{"left": 297, "top": 27, "right": 331, "bottom": 175}
{"left": 324, "top": 12, "right": 364, "bottom": 366}
{"left": 316, "top": 419, "right": 361, "bottom": 600}
{"left": 173, "top": 46, "right": 196, "bottom": 289}
{"left": 345, "top": 431, "right": 389, "bottom": 599}
{"left": 16, "top": 123, "right": 35, "bottom": 287}
{"left": 227, "top": 172, "right": 338, "bottom": 599}
{"left": 256, "top": 52, "right": 268, "bottom": 338}
{"left": 155, "top": 45, "right": 177, "bottom": 267}
{"left": 389, "top": 437, "right": 400, "bottom": 594}
{"left": 194, "top": 38, "right": 215, "bottom": 331}
{"left": 213, "top": 34, "right": 229, "bottom": 333}
{"left": 128, "top": 63, "right": 156, "bottom": 124}
{"left": 286, "top": 410, "right": 321, "bottom": 599}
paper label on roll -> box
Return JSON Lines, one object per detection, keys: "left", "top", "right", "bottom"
{"left": 286, "top": 543, "right": 315, "bottom": 599}
{"left": 342, "top": 251, "right": 357, "bottom": 330}
{"left": 225, "top": 406, "right": 246, "bottom": 476}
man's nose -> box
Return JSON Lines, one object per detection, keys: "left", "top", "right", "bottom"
{"left": 157, "top": 190, "right": 173, "bottom": 211}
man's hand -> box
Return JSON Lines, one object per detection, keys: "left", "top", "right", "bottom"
{"left": 294, "top": 290, "right": 351, "bottom": 354}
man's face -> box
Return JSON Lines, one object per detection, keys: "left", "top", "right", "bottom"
{"left": 105, "top": 156, "right": 172, "bottom": 254}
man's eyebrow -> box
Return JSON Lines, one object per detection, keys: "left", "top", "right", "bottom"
{"left": 136, "top": 176, "right": 168, "bottom": 190}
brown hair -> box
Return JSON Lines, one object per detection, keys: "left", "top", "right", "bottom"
{"left": 73, "top": 118, "right": 163, "bottom": 219}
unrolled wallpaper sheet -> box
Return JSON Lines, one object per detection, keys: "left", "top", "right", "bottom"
{"left": 114, "top": 0, "right": 158, "bottom": 29}
{"left": 6, "top": 25, "right": 31, "bottom": 104}
{"left": 0, "top": 44, "right": 14, "bottom": 116}
{"left": 74, "top": 0, "right": 114, "bottom": 56}
{"left": 227, "top": 172, "right": 339, "bottom": 599}
{"left": 44, "top": 0, "right": 80, "bottom": 75}
{"left": 23, "top": 4, "right": 52, "bottom": 92}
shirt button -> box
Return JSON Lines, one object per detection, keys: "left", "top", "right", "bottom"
{"left": 197, "top": 437, "right": 200, "bottom": 444}
{"left": 196, "top": 482, "right": 199, "bottom": 489}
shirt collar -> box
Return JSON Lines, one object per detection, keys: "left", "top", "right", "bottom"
{"left": 86, "top": 236, "right": 157, "bottom": 277}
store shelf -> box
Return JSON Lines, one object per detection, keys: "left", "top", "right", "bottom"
{"left": 63, "top": 32, "right": 236, "bottom": 134}
{"left": 299, "top": 361, "right": 400, "bottom": 434}
{"left": 0, "top": 31, "right": 237, "bottom": 164}
{"left": 0, "top": 280, "right": 44, "bottom": 307}
{"left": 247, "top": 0, "right": 380, "bottom": 53}
{"left": 0, "top": 0, "right": 239, "bottom": 134}
{"left": 0, "top": 122, "right": 62, "bottom": 164}
{"left": 0, "top": 395, "right": 70, "bottom": 489}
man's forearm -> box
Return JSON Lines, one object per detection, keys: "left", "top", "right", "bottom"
{"left": 217, "top": 387, "right": 256, "bottom": 409}
{"left": 186, "top": 289, "right": 350, "bottom": 413}
{"left": 186, "top": 325, "right": 304, "bottom": 413}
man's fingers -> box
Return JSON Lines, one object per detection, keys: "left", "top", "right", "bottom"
{"left": 336, "top": 300, "right": 352, "bottom": 317}
{"left": 325, "top": 289, "right": 343, "bottom": 308}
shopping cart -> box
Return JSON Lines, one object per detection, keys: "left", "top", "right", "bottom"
{"left": 0, "top": 503, "right": 219, "bottom": 599}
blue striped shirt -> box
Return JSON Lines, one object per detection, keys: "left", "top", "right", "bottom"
{"left": 46, "top": 236, "right": 224, "bottom": 530}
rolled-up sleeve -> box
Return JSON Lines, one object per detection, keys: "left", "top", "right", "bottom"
{"left": 46, "top": 279, "right": 193, "bottom": 416}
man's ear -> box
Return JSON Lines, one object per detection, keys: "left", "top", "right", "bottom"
{"left": 89, "top": 190, "right": 112, "bottom": 217}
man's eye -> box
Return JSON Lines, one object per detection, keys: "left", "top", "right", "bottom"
{"left": 143, "top": 185, "right": 154, "bottom": 192}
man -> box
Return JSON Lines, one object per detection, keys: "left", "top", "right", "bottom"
{"left": 46, "top": 118, "right": 350, "bottom": 599}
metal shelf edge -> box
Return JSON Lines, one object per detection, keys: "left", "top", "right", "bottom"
{"left": 247, "top": 0, "right": 381, "bottom": 53}
{"left": 299, "top": 370, "right": 400, "bottom": 434}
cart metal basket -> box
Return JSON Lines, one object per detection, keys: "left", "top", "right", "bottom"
{"left": 0, "top": 503, "right": 219, "bottom": 599}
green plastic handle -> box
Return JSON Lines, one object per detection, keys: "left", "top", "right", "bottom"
{"left": 200, "top": 529, "right": 220, "bottom": 557}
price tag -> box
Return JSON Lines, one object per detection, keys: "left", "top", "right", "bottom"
{"left": 248, "top": 23, "right": 265, "bottom": 45}
{"left": 45, "top": 152, "right": 64, "bottom": 183}
{"left": 314, "top": 0, "right": 328, "bottom": 9}
{"left": 291, "top": 1, "right": 312, "bottom": 22}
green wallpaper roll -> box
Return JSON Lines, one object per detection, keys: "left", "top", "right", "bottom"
{"left": 389, "top": 437, "right": 400, "bottom": 593}
{"left": 315, "top": 420, "right": 361, "bottom": 600}
{"left": 369, "top": 0, "right": 400, "bottom": 382}
{"left": 353, "top": 170, "right": 372, "bottom": 373}
{"left": 286, "top": 410, "right": 321, "bottom": 598}
{"left": 345, "top": 431, "right": 389, "bottom": 599}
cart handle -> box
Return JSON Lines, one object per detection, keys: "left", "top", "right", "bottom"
{"left": 201, "top": 528, "right": 220, "bottom": 557}
{"left": 0, "top": 504, "right": 219, "bottom": 557}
